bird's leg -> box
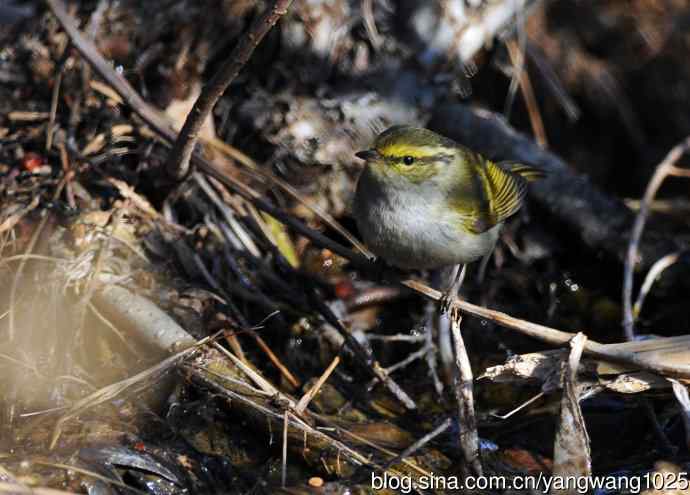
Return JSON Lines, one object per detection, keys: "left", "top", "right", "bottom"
{"left": 476, "top": 250, "right": 493, "bottom": 285}
{"left": 440, "top": 264, "right": 466, "bottom": 316}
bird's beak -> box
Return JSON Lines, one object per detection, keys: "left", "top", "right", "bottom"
{"left": 355, "top": 149, "right": 378, "bottom": 161}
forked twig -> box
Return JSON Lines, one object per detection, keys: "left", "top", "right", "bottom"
{"left": 295, "top": 355, "right": 340, "bottom": 414}
{"left": 622, "top": 137, "right": 690, "bottom": 340}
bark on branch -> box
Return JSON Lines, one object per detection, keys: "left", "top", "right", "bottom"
{"left": 166, "top": 0, "right": 294, "bottom": 179}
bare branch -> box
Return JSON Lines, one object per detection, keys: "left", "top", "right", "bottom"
{"left": 451, "top": 316, "right": 482, "bottom": 476}
{"left": 166, "top": 0, "right": 294, "bottom": 179}
{"left": 623, "top": 137, "right": 690, "bottom": 340}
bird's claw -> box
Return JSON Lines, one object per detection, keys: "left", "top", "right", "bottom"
{"left": 439, "top": 292, "right": 461, "bottom": 322}
{"left": 439, "top": 292, "right": 453, "bottom": 315}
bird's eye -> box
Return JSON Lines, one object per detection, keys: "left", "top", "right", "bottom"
{"left": 403, "top": 156, "right": 415, "bottom": 165}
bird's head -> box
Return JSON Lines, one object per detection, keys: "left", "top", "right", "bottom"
{"left": 355, "top": 125, "right": 458, "bottom": 184}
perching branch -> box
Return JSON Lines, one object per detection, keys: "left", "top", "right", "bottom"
{"left": 166, "top": 0, "right": 294, "bottom": 179}
{"left": 404, "top": 279, "right": 690, "bottom": 379}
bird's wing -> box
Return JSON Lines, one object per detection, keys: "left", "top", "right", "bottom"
{"left": 498, "top": 161, "right": 547, "bottom": 182}
{"left": 452, "top": 155, "right": 544, "bottom": 235}
{"left": 483, "top": 160, "right": 529, "bottom": 226}
{"left": 460, "top": 159, "right": 531, "bottom": 234}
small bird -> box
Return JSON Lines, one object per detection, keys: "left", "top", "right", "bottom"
{"left": 353, "top": 125, "right": 544, "bottom": 303}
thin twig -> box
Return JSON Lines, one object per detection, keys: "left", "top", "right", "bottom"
{"left": 45, "top": 0, "right": 176, "bottom": 143}
{"left": 73, "top": 209, "right": 124, "bottom": 362}
{"left": 295, "top": 355, "right": 340, "bottom": 414}
{"left": 167, "top": 0, "right": 294, "bottom": 179}
{"left": 451, "top": 316, "right": 482, "bottom": 476}
{"left": 384, "top": 345, "right": 432, "bottom": 376}
{"left": 403, "top": 279, "right": 690, "bottom": 378}
{"left": 194, "top": 172, "right": 261, "bottom": 256}
{"left": 314, "top": 415, "right": 433, "bottom": 479}
{"left": 506, "top": 39, "right": 547, "bottom": 147}
{"left": 361, "top": 0, "right": 383, "bottom": 50}
{"left": 551, "top": 333, "right": 591, "bottom": 484}
{"left": 193, "top": 252, "right": 301, "bottom": 387}
{"left": 669, "top": 379, "right": 690, "bottom": 451}
{"left": 88, "top": 301, "right": 142, "bottom": 358}
{"left": 50, "top": 339, "right": 206, "bottom": 449}
{"left": 426, "top": 303, "right": 445, "bottom": 396}
{"left": 491, "top": 391, "right": 545, "bottom": 420}
{"left": 310, "top": 290, "right": 417, "bottom": 410}
{"left": 189, "top": 347, "right": 435, "bottom": 480}
{"left": 366, "top": 344, "right": 432, "bottom": 390}
{"left": 211, "top": 342, "right": 285, "bottom": 399}
{"left": 380, "top": 418, "right": 452, "bottom": 472}
{"left": 633, "top": 251, "right": 686, "bottom": 320}
{"left": 31, "top": 461, "right": 146, "bottom": 495}
{"left": 208, "top": 139, "right": 372, "bottom": 257}
{"left": 46, "top": 67, "right": 63, "bottom": 151}
{"left": 189, "top": 361, "right": 419, "bottom": 480}
{"left": 282, "top": 409, "right": 289, "bottom": 488}
{"left": 525, "top": 41, "right": 580, "bottom": 122}
{"left": 623, "top": 136, "right": 690, "bottom": 340}
{"left": 254, "top": 334, "right": 302, "bottom": 389}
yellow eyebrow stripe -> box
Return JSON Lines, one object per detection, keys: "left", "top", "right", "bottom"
{"left": 376, "top": 144, "right": 441, "bottom": 159}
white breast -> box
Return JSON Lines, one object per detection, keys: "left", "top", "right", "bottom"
{"left": 354, "top": 169, "right": 500, "bottom": 270}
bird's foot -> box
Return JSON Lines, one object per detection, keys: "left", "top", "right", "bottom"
{"left": 439, "top": 291, "right": 462, "bottom": 322}
{"left": 438, "top": 264, "right": 465, "bottom": 318}
{"left": 439, "top": 290, "right": 454, "bottom": 315}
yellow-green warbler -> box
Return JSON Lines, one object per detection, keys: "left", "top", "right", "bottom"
{"left": 354, "top": 125, "right": 544, "bottom": 302}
